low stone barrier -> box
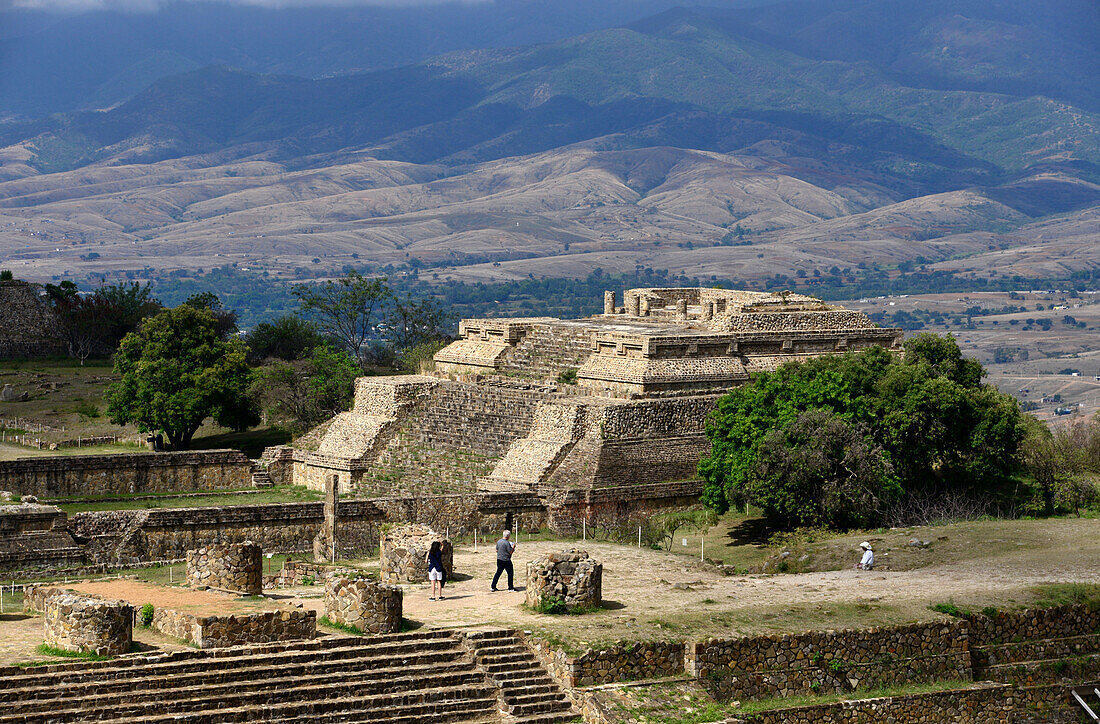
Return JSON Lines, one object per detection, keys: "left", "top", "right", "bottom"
{"left": 686, "top": 621, "right": 971, "bottom": 701}
{"left": 153, "top": 607, "right": 315, "bottom": 648}
{"left": 526, "top": 548, "right": 602, "bottom": 612}
{"left": 964, "top": 603, "right": 1100, "bottom": 647}
{"left": 22, "top": 585, "right": 71, "bottom": 614}
{"left": 186, "top": 542, "right": 262, "bottom": 595}
{"left": 568, "top": 641, "right": 685, "bottom": 687}
{"left": 44, "top": 593, "right": 133, "bottom": 656}
{"left": 325, "top": 577, "right": 402, "bottom": 634}
{"left": 379, "top": 525, "right": 452, "bottom": 584}
{"left": 264, "top": 559, "right": 360, "bottom": 588}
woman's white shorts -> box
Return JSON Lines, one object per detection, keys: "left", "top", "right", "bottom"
{"left": 428, "top": 569, "right": 443, "bottom": 581}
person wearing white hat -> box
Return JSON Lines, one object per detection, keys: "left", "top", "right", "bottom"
{"left": 855, "top": 542, "right": 874, "bottom": 570}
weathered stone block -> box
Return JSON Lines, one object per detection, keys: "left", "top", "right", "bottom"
{"left": 526, "top": 548, "right": 602, "bottom": 611}
{"left": 325, "top": 577, "right": 402, "bottom": 634}
{"left": 186, "top": 541, "right": 262, "bottom": 595}
{"left": 44, "top": 593, "right": 132, "bottom": 657}
{"left": 379, "top": 524, "right": 452, "bottom": 584}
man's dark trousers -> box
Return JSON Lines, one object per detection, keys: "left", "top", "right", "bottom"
{"left": 492, "top": 560, "right": 514, "bottom": 590}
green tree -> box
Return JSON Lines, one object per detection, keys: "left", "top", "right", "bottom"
{"left": 699, "top": 334, "right": 1024, "bottom": 527}
{"left": 293, "top": 271, "right": 390, "bottom": 368}
{"left": 245, "top": 315, "right": 326, "bottom": 363}
{"left": 250, "top": 345, "right": 359, "bottom": 431}
{"left": 106, "top": 305, "right": 258, "bottom": 450}
{"left": 748, "top": 410, "right": 900, "bottom": 529}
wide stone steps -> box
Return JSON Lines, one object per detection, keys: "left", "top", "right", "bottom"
{"left": 972, "top": 634, "right": 1100, "bottom": 667}
{"left": 466, "top": 630, "right": 577, "bottom": 723}
{"left": 0, "top": 631, "right": 501, "bottom": 724}
{"left": 0, "top": 632, "right": 459, "bottom": 695}
{"left": 1, "top": 658, "right": 483, "bottom": 715}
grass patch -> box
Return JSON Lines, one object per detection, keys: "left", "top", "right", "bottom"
{"left": 930, "top": 602, "right": 968, "bottom": 618}
{"left": 527, "top": 594, "right": 599, "bottom": 615}
{"left": 1031, "top": 583, "right": 1100, "bottom": 610}
{"left": 318, "top": 616, "right": 364, "bottom": 636}
{"left": 29, "top": 644, "right": 113, "bottom": 662}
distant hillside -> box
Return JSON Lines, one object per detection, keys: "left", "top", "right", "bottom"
{"left": 0, "top": 0, "right": 773, "bottom": 118}
{"left": 0, "top": 0, "right": 1097, "bottom": 291}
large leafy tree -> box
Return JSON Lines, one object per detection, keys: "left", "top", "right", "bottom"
{"left": 250, "top": 344, "right": 359, "bottom": 432}
{"left": 293, "top": 271, "right": 389, "bottom": 368}
{"left": 107, "top": 305, "right": 259, "bottom": 450}
{"left": 699, "top": 334, "right": 1025, "bottom": 527}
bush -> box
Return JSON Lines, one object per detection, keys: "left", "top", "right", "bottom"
{"left": 140, "top": 603, "right": 154, "bottom": 627}
{"left": 534, "top": 595, "right": 569, "bottom": 615}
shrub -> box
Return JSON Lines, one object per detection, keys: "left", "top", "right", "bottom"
{"left": 535, "top": 595, "right": 569, "bottom": 615}
{"left": 557, "top": 368, "right": 578, "bottom": 385}
{"left": 931, "top": 602, "right": 966, "bottom": 618}
{"left": 139, "top": 603, "right": 154, "bottom": 627}
{"left": 301, "top": 575, "right": 316, "bottom": 586}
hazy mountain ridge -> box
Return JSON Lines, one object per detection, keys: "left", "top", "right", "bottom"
{"left": 0, "top": 0, "right": 1097, "bottom": 288}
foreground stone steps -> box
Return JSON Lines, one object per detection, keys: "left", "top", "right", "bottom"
{"left": 972, "top": 634, "right": 1100, "bottom": 667}
{"left": 467, "top": 629, "right": 577, "bottom": 723}
{"left": 0, "top": 631, "right": 459, "bottom": 696}
{"left": 1, "top": 660, "right": 485, "bottom": 717}
{"left": 0, "top": 630, "right": 501, "bottom": 724}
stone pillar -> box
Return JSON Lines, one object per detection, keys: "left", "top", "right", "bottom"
{"left": 603, "top": 290, "right": 617, "bottom": 315}
{"left": 379, "top": 525, "right": 453, "bottom": 583}
{"left": 325, "top": 577, "right": 402, "bottom": 634}
{"left": 626, "top": 294, "right": 641, "bottom": 316}
{"left": 186, "top": 542, "right": 263, "bottom": 595}
{"left": 526, "top": 548, "right": 602, "bottom": 611}
{"left": 675, "top": 298, "right": 688, "bottom": 321}
{"left": 702, "top": 301, "right": 714, "bottom": 321}
{"left": 44, "top": 593, "right": 133, "bottom": 656}
{"left": 639, "top": 297, "right": 650, "bottom": 316}
{"left": 314, "top": 474, "right": 338, "bottom": 563}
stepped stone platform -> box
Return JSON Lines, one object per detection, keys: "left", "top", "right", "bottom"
{"left": 267, "top": 287, "right": 901, "bottom": 534}
{"left": 0, "top": 628, "right": 577, "bottom": 724}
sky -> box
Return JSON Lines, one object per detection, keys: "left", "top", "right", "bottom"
{"left": 2, "top": 0, "right": 480, "bottom": 11}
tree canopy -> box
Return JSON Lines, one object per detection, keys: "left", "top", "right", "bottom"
{"left": 698, "top": 334, "right": 1025, "bottom": 528}
{"left": 106, "top": 304, "right": 258, "bottom": 449}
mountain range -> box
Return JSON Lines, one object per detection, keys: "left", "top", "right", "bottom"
{"left": 1, "top": 0, "right": 1097, "bottom": 288}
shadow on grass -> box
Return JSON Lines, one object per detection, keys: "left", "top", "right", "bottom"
{"left": 724, "top": 517, "right": 773, "bottom": 547}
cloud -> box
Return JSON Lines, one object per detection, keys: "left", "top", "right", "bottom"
{"left": 6, "top": 0, "right": 486, "bottom": 12}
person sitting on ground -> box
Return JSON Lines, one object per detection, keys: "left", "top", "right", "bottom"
{"left": 855, "top": 541, "right": 874, "bottom": 570}
{"left": 490, "top": 530, "right": 517, "bottom": 592}
{"left": 425, "top": 540, "right": 445, "bottom": 600}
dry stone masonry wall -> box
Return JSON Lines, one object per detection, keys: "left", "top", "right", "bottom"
{"left": 325, "top": 577, "right": 402, "bottom": 634}
{"left": 43, "top": 592, "right": 133, "bottom": 657}
{"left": 0, "top": 450, "right": 253, "bottom": 499}
{"left": 153, "top": 607, "right": 316, "bottom": 648}
{"left": 379, "top": 525, "right": 452, "bottom": 584}
{"left": 526, "top": 548, "right": 602, "bottom": 611}
{"left": 186, "top": 542, "right": 263, "bottom": 595}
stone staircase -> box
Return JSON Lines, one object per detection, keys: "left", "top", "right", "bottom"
{"left": 0, "top": 630, "right": 501, "bottom": 724}
{"left": 250, "top": 466, "right": 274, "bottom": 488}
{"left": 499, "top": 324, "right": 593, "bottom": 381}
{"left": 466, "top": 629, "right": 579, "bottom": 723}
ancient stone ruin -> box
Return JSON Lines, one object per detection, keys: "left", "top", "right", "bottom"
{"left": 43, "top": 592, "right": 133, "bottom": 656}
{"left": 186, "top": 542, "right": 263, "bottom": 595}
{"left": 325, "top": 577, "right": 402, "bottom": 634}
{"left": 379, "top": 525, "right": 452, "bottom": 584}
{"left": 264, "top": 287, "right": 901, "bottom": 532}
{"left": 526, "top": 548, "right": 602, "bottom": 611}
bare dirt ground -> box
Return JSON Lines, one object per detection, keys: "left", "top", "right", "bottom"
{"left": 66, "top": 579, "right": 288, "bottom": 616}
{"left": 296, "top": 518, "right": 1100, "bottom": 650}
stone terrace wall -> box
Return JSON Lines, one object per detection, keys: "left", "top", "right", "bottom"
{"left": 44, "top": 593, "right": 133, "bottom": 656}
{"left": 0, "top": 504, "right": 84, "bottom": 572}
{"left": 964, "top": 604, "right": 1100, "bottom": 647}
{"left": 0, "top": 450, "right": 253, "bottom": 499}
{"left": 153, "top": 607, "right": 315, "bottom": 648}
{"left": 726, "top": 681, "right": 1071, "bottom": 724}
{"left": 566, "top": 641, "right": 685, "bottom": 687}
{"left": 686, "top": 621, "right": 971, "bottom": 700}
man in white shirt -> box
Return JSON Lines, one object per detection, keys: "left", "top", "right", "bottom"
{"left": 855, "top": 542, "right": 874, "bottom": 570}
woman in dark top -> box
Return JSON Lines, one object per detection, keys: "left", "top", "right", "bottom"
{"left": 425, "top": 541, "right": 445, "bottom": 601}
